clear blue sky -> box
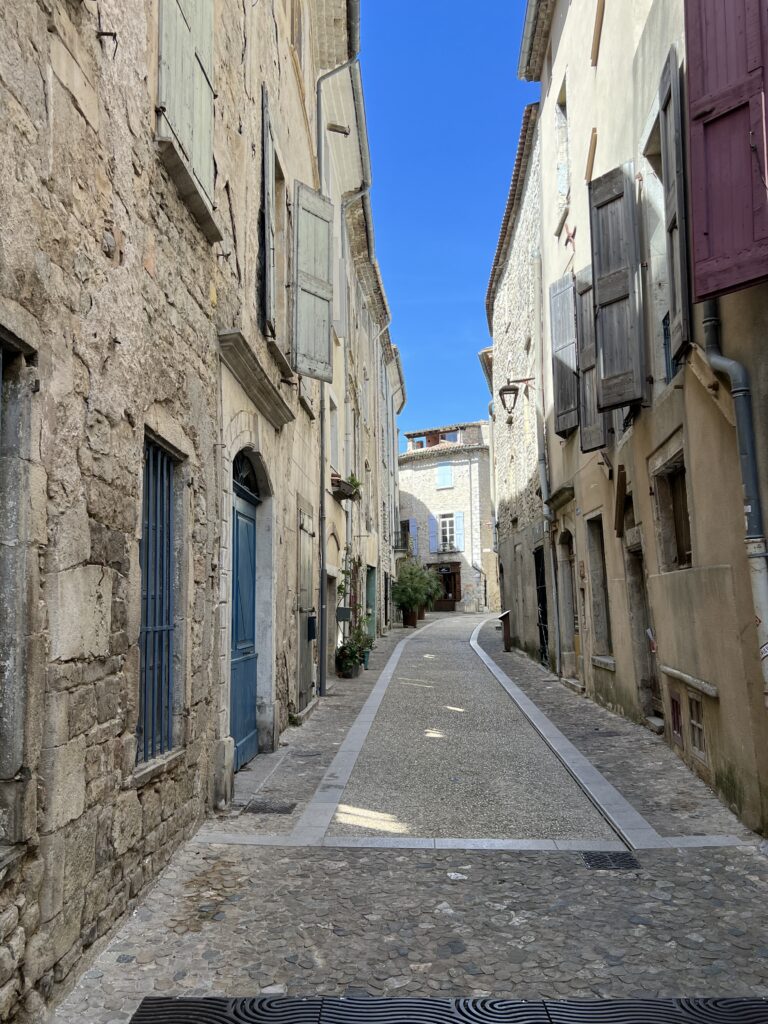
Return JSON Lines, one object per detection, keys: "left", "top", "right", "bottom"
{"left": 361, "top": 2, "right": 538, "bottom": 442}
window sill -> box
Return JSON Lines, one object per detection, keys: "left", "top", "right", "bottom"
{"left": 157, "top": 137, "right": 223, "bottom": 244}
{"left": 591, "top": 654, "right": 616, "bottom": 672}
{"left": 267, "top": 338, "right": 294, "bottom": 379}
{"left": 127, "top": 748, "right": 185, "bottom": 790}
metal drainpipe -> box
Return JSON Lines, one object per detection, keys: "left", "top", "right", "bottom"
{"left": 316, "top": 53, "right": 359, "bottom": 698}
{"left": 703, "top": 299, "right": 768, "bottom": 704}
{"left": 340, "top": 188, "right": 369, "bottom": 633}
{"left": 534, "top": 253, "right": 561, "bottom": 675}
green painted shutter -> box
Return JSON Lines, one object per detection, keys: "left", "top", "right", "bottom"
{"left": 190, "top": 0, "right": 214, "bottom": 205}
{"left": 262, "top": 87, "right": 276, "bottom": 337}
{"left": 158, "top": 0, "right": 194, "bottom": 163}
{"left": 292, "top": 182, "right": 334, "bottom": 382}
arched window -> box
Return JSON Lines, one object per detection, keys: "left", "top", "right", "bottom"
{"left": 233, "top": 451, "right": 261, "bottom": 503}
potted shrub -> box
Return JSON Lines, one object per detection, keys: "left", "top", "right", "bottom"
{"left": 351, "top": 615, "right": 375, "bottom": 670}
{"left": 335, "top": 638, "right": 363, "bottom": 678}
{"left": 392, "top": 560, "right": 428, "bottom": 628}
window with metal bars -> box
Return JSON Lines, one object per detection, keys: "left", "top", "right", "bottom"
{"left": 138, "top": 438, "right": 177, "bottom": 763}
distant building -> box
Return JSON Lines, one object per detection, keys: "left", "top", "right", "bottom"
{"left": 398, "top": 423, "right": 499, "bottom": 613}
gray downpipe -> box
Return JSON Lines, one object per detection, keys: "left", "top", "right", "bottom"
{"left": 703, "top": 299, "right": 768, "bottom": 704}
{"left": 534, "top": 253, "right": 561, "bottom": 675}
{"left": 316, "top": 52, "right": 360, "bottom": 698}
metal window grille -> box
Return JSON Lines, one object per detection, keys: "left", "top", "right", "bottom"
{"left": 138, "top": 439, "right": 176, "bottom": 763}
{"left": 663, "top": 312, "right": 682, "bottom": 383}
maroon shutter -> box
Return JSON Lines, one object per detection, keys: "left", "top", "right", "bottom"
{"left": 685, "top": 0, "right": 768, "bottom": 299}
{"left": 550, "top": 273, "right": 579, "bottom": 438}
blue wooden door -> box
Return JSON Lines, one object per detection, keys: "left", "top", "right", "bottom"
{"left": 231, "top": 494, "right": 258, "bottom": 770}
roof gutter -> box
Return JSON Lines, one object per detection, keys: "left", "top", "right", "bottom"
{"left": 517, "top": 0, "right": 540, "bottom": 80}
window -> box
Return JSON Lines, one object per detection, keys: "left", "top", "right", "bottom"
{"left": 662, "top": 313, "right": 682, "bottom": 385}
{"left": 439, "top": 514, "right": 456, "bottom": 551}
{"left": 654, "top": 455, "right": 692, "bottom": 571}
{"left": 436, "top": 464, "right": 453, "bottom": 489}
{"left": 329, "top": 396, "right": 339, "bottom": 472}
{"left": 441, "top": 431, "right": 458, "bottom": 443}
{"left": 290, "top": 0, "right": 304, "bottom": 65}
{"left": 554, "top": 81, "right": 571, "bottom": 235}
{"left": 670, "top": 692, "right": 683, "bottom": 746}
{"left": 156, "top": 0, "right": 220, "bottom": 241}
{"left": 263, "top": 90, "right": 290, "bottom": 370}
{"left": 586, "top": 516, "right": 612, "bottom": 657}
{"left": 689, "top": 695, "right": 706, "bottom": 759}
{"left": 138, "top": 438, "right": 178, "bottom": 763}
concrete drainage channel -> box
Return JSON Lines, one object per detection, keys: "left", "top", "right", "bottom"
{"left": 195, "top": 617, "right": 748, "bottom": 855}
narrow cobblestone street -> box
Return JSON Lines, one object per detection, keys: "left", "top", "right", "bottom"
{"left": 53, "top": 615, "right": 768, "bottom": 1022}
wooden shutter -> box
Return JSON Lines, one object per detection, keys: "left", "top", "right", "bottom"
{"left": 685, "top": 0, "right": 768, "bottom": 299}
{"left": 428, "top": 515, "right": 438, "bottom": 554}
{"left": 589, "top": 163, "right": 644, "bottom": 411}
{"left": 454, "top": 512, "right": 465, "bottom": 552}
{"left": 659, "top": 46, "right": 691, "bottom": 357}
{"left": 292, "top": 183, "right": 334, "bottom": 382}
{"left": 550, "top": 273, "right": 579, "bottom": 438}
{"left": 262, "top": 87, "right": 276, "bottom": 337}
{"left": 576, "top": 268, "right": 609, "bottom": 453}
{"left": 157, "top": 0, "right": 214, "bottom": 206}
{"left": 158, "top": 0, "right": 194, "bottom": 162}
{"left": 190, "top": 0, "right": 214, "bottom": 205}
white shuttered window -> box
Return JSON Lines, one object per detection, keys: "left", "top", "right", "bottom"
{"left": 157, "top": 0, "right": 220, "bottom": 241}
{"left": 293, "top": 183, "right": 334, "bottom": 382}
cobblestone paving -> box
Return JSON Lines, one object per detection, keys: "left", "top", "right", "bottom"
{"left": 198, "top": 627, "right": 412, "bottom": 838}
{"left": 55, "top": 843, "right": 768, "bottom": 1023}
{"left": 328, "top": 616, "right": 614, "bottom": 840}
{"left": 477, "top": 624, "right": 753, "bottom": 840}
{"left": 53, "top": 614, "right": 768, "bottom": 1023}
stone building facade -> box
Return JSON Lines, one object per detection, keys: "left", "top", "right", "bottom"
{"left": 0, "top": 1, "right": 403, "bottom": 1019}
{"left": 399, "top": 423, "right": 499, "bottom": 614}
{"left": 486, "top": 0, "right": 768, "bottom": 832}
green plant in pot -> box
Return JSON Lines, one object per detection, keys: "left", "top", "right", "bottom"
{"left": 392, "top": 560, "right": 429, "bottom": 628}
{"left": 335, "top": 610, "right": 375, "bottom": 678}
{"left": 424, "top": 568, "right": 443, "bottom": 610}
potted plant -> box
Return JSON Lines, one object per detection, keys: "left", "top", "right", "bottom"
{"left": 350, "top": 614, "right": 375, "bottom": 669}
{"left": 424, "top": 568, "right": 443, "bottom": 610}
{"left": 392, "top": 560, "right": 429, "bottom": 628}
{"left": 335, "top": 639, "right": 363, "bottom": 678}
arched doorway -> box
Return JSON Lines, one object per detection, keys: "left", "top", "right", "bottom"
{"left": 231, "top": 451, "right": 262, "bottom": 770}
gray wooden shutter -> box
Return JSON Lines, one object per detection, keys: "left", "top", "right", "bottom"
{"left": 158, "top": 0, "right": 214, "bottom": 207}
{"left": 589, "top": 163, "right": 644, "bottom": 411}
{"left": 292, "top": 182, "right": 334, "bottom": 382}
{"left": 262, "top": 87, "right": 276, "bottom": 338}
{"left": 575, "top": 267, "right": 608, "bottom": 453}
{"left": 659, "top": 45, "right": 691, "bottom": 359}
{"left": 158, "top": 0, "right": 194, "bottom": 162}
{"left": 550, "top": 273, "right": 579, "bottom": 438}
{"left": 190, "top": 0, "right": 214, "bottom": 205}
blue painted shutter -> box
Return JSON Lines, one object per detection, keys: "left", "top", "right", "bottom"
{"left": 428, "top": 515, "right": 438, "bottom": 553}
{"left": 293, "top": 183, "right": 334, "bottom": 382}
{"left": 409, "top": 517, "right": 418, "bottom": 557}
{"left": 454, "top": 512, "right": 465, "bottom": 552}
{"left": 436, "top": 464, "right": 453, "bottom": 488}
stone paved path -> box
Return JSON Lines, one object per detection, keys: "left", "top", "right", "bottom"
{"left": 53, "top": 614, "right": 768, "bottom": 1023}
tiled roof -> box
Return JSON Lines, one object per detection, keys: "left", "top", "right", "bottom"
{"left": 403, "top": 421, "right": 486, "bottom": 439}
{"left": 399, "top": 442, "right": 488, "bottom": 465}
{"left": 518, "top": 0, "right": 557, "bottom": 82}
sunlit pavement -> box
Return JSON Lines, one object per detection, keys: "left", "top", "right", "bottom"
{"left": 54, "top": 614, "right": 768, "bottom": 1022}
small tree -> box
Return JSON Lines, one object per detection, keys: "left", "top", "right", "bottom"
{"left": 392, "top": 560, "right": 430, "bottom": 617}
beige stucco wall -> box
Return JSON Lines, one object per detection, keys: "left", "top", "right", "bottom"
{"left": 399, "top": 432, "right": 499, "bottom": 613}
{"left": 525, "top": 0, "right": 768, "bottom": 829}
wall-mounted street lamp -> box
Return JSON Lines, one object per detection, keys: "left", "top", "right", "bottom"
{"left": 497, "top": 378, "right": 535, "bottom": 414}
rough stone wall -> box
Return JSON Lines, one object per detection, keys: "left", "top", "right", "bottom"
{"left": 399, "top": 441, "right": 493, "bottom": 612}
{"left": 491, "top": 132, "right": 543, "bottom": 548}
{"left": 0, "top": 0, "right": 242, "bottom": 1017}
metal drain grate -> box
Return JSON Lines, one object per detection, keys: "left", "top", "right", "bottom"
{"left": 130, "top": 997, "right": 768, "bottom": 1024}
{"left": 242, "top": 800, "right": 297, "bottom": 815}
{"left": 582, "top": 851, "right": 641, "bottom": 871}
